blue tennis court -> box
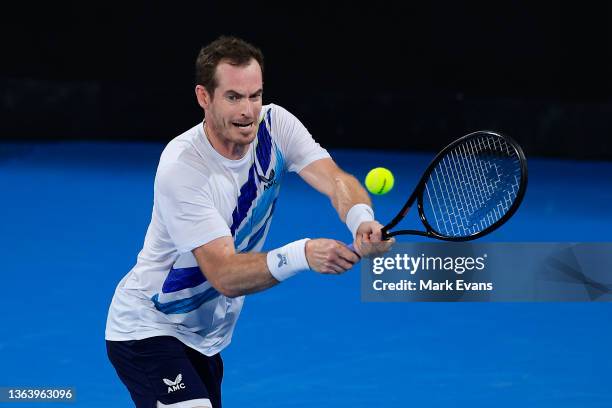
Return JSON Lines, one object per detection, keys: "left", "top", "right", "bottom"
{"left": 1, "top": 142, "right": 611, "bottom": 407}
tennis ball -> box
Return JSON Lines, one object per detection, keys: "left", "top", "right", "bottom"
{"left": 365, "top": 167, "right": 394, "bottom": 195}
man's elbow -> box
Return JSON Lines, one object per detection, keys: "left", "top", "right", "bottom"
{"left": 195, "top": 250, "right": 243, "bottom": 298}
{"left": 216, "top": 285, "right": 242, "bottom": 298}
{"left": 206, "top": 274, "right": 243, "bottom": 298}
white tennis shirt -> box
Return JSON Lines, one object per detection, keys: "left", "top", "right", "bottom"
{"left": 105, "top": 104, "right": 330, "bottom": 356}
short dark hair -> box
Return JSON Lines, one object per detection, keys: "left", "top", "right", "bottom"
{"left": 195, "top": 36, "right": 264, "bottom": 95}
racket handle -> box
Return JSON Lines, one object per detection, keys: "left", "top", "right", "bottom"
{"left": 381, "top": 227, "right": 390, "bottom": 241}
{"left": 346, "top": 243, "right": 361, "bottom": 259}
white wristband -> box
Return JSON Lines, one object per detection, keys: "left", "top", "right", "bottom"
{"left": 266, "top": 238, "right": 311, "bottom": 282}
{"left": 346, "top": 204, "right": 375, "bottom": 239}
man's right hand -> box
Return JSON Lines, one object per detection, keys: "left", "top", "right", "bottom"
{"left": 305, "top": 238, "right": 360, "bottom": 274}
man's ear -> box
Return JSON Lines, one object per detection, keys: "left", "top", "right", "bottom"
{"left": 195, "top": 85, "right": 210, "bottom": 109}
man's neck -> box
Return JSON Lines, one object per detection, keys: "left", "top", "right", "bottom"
{"left": 204, "top": 121, "right": 249, "bottom": 160}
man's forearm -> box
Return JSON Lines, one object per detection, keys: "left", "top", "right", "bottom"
{"left": 209, "top": 252, "right": 278, "bottom": 298}
{"left": 332, "top": 173, "right": 372, "bottom": 221}
{"left": 196, "top": 239, "right": 311, "bottom": 298}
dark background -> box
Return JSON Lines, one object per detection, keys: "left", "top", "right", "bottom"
{"left": 2, "top": 1, "right": 612, "bottom": 159}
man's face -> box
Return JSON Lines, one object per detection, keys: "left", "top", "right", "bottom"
{"left": 205, "top": 59, "right": 263, "bottom": 147}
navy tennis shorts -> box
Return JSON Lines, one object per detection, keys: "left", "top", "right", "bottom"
{"left": 106, "top": 336, "right": 223, "bottom": 408}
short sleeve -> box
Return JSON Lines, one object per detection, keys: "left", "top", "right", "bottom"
{"left": 270, "top": 104, "right": 331, "bottom": 173}
{"left": 155, "top": 163, "right": 231, "bottom": 253}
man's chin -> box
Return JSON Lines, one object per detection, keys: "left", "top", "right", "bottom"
{"left": 233, "top": 130, "right": 257, "bottom": 144}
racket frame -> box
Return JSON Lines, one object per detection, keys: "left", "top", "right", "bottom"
{"left": 381, "top": 130, "right": 528, "bottom": 241}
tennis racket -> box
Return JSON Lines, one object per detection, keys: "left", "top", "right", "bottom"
{"left": 353, "top": 130, "right": 527, "bottom": 247}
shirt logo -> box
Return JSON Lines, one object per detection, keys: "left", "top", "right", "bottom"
{"left": 163, "top": 374, "right": 186, "bottom": 393}
{"left": 258, "top": 169, "right": 277, "bottom": 191}
{"left": 277, "top": 253, "right": 288, "bottom": 268}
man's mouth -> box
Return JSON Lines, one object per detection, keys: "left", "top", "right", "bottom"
{"left": 232, "top": 121, "right": 254, "bottom": 129}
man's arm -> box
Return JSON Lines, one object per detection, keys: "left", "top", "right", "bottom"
{"left": 192, "top": 235, "right": 360, "bottom": 298}
{"left": 298, "top": 158, "right": 394, "bottom": 256}
{"left": 298, "top": 158, "right": 370, "bottom": 221}
{"left": 192, "top": 237, "right": 276, "bottom": 298}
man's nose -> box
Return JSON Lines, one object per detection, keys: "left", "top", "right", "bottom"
{"left": 241, "top": 99, "right": 254, "bottom": 117}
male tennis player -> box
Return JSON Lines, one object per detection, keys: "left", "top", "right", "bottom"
{"left": 105, "top": 36, "right": 392, "bottom": 408}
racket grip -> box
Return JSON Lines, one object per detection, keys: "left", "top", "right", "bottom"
{"left": 381, "top": 227, "right": 390, "bottom": 241}
{"left": 346, "top": 243, "right": 361, "bottom": 258}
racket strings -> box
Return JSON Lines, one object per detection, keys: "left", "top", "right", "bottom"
{"left": 424, "top": 135, "right": 522, "bottom": 237}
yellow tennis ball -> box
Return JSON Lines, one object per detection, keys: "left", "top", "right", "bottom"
{"left": 365, "top": 167, "right": 394, "bottom": 195}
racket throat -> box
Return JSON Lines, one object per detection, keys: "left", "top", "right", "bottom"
{"left": 383, "top": 204, "right": 413, "bottom": 240}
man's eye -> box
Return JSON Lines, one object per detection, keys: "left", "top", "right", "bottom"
{"left": 227, "top": 95, "right": 240, "bottom": 102}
